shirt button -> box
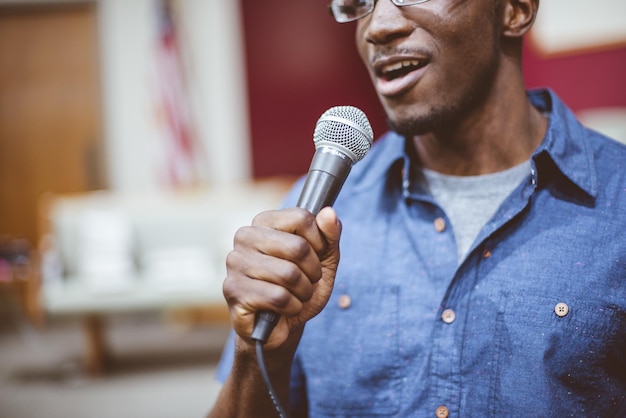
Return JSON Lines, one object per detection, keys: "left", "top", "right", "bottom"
{"left": 483, "top": 249, "right": 491, "bottom": 258}
{"left": 433, "top": 217, "right": 446, "bottom": 232}
{"left": 554, "top": 302, "right": 569, "bottom": 317}
{"left": 338, "top": 294, "right": 351, "bottom": 309}
{"left": 441, "top": 308, "right": 456, "bottom": 324}
{"left": 436, "top": 405, "right": 449, "bottom": 417}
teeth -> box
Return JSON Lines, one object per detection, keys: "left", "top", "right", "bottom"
{"left": 382, "top": 60, "right": 420, "bottom": 74}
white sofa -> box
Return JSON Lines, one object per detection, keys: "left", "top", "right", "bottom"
{"left": 37, "top": 179, "right": 293, "bottom": 373}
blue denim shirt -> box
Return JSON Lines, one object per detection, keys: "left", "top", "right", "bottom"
{"left": 217, "top": 89, "right": 626, "bottom": 417}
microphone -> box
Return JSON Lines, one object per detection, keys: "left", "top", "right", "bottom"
{"left": 251, "top": 106, "right": 374, "bottom": 344}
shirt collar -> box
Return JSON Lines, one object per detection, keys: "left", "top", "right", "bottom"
{"left": 351, "top": 88, "right": 597, "bottom": 200}
{"left": 528, "top": 89, "right": 597, "bottom": 198}
{"left": 348, "top": 130, "right": 407, "bottom": 193}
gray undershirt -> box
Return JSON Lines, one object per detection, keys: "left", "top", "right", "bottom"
{"left": 422, "top": 161, "right": 531, "bottom": 263}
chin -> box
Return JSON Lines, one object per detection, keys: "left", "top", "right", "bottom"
{"left": 381, "top": 94, "right": 445, "bottom": 136}
{"left": 387, "top": 108, "right": 448, "bottom": 137}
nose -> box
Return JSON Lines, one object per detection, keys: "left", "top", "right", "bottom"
{"left": 361, "top": 0, "right": 415, "bottom": 45}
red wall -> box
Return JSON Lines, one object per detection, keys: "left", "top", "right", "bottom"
{"left": 242, "top": 1, "right": 626, "bottom": 178}
{"left": 241, "top": 1, "right": 387, "bottom": 178}
{"left": 523, "top": 43, "right": 626, "bottom": 113}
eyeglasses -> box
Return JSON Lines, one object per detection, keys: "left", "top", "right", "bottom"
{"left": 329, "top": 0, "right": 432, "bottom": 23}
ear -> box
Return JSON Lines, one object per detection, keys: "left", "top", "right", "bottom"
{"left": 502, "top": 0, "right": 539, "bottom": 38}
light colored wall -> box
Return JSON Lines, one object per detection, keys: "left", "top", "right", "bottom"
{"left": 98, "top": 0, "right": 158, "bottom": 191}
{"left": 181, "top": 0, "right": 252, "bottom": 185}
{"left": 99, "top": 0, "right": 251, "bottom": 190}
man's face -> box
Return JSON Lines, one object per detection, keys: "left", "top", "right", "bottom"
{"left": 355, "top": 0, "right": 504, "bottom": 136}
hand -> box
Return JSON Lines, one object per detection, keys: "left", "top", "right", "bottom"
{"left": 223, "top": 206, "right": 341, "bottom": 350}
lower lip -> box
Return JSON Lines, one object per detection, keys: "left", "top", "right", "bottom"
{"left": 375, "top": 65, "right": 428, "bottom": 97}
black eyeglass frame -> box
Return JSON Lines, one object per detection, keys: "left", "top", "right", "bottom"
{"left": 329, "top": 0, "right": 433, "bottom": 23}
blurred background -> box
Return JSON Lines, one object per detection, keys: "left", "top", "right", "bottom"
{"left": 0, "top": 1, "right": 624, "bottom": 417}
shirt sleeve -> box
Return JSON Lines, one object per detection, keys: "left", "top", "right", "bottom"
{"left": 215, "top": 330, "right": 236, "bottom": 383}
{"left": 289, "top": 352, "right": 309, "bottom": 418}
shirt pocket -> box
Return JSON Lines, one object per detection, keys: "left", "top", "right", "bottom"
{"left": 298, "top": 284, "right": 402, "bottom": 416}
{"left": 493, "top": 293, "right": 625, "bottom": 414}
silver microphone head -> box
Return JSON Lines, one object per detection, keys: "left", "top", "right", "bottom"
{"left": 313, "top": 106, "right": 374, "bottom": 163}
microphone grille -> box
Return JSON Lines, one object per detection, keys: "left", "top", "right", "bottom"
{"left": 313, "top": 106, "right": 374, "bottom": 163}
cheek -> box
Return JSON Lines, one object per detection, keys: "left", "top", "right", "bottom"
{"left": 435, "top": 20, "right": 499, "bottom": 84}
{"left": 354, "top": 24, "right": 368, "bottom": 65}
{"left": 355, "top": 26, "right": 378, "bottom": 86}
{"left": 433, "top": 1, "right": 499, "bottom": 51}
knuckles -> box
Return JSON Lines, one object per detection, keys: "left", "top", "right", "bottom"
{"left": 251, "top": 207, "right": 316, "bottom": 229}
{"left": 222, "top": 208, "right": 322, "bottom": 319}
{"left": 232, "top": 225, "right": 256, "bottom": 247}
{"left": 225, "top": 246, "right": 244, "bottom": 270}
{"left": 266, "top": 285, "right": 294, "bottom": 310}
{"left": 274, "top": 261, "right": 302, "bottom": 288}
{"left": 286, "top": 236, "right": 313, "bottom": 264}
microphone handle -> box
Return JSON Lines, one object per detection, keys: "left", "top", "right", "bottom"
{"left": 250, "top": 148, "right": 353, "bottom": 344}
{"left": 296, "top": 147, "right": 353, "bottom": 214}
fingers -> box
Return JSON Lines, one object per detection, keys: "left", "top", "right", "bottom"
{"left": 238, "top": 208, "right": 325, "bottom": 288}
{"left": 224, "top": 242, "right": 313, "bottom": 314}
{"left": 223, "top": 207, "right": 342, "bottom": 345}
{"left": 252, "top": 207, "right": 330, "bottom": 257}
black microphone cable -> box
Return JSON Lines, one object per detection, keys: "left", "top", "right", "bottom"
{"left": 255, "top": 339, "right": 289, "bottom": 418}
{"left": 252, "top": 312, "right": 289, "bottom": 418}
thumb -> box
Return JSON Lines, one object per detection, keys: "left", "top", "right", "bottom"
{"left": 316, "top": 206, "right": 342, "bottom": 256}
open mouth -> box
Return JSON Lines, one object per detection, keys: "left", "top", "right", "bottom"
{"left": 378, "top": 59, "right": 426, "bottom": 81}
{"left": 373, "top": 57, "right": 430, "bottom": 97}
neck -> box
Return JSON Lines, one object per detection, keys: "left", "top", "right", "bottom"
{"left": 413, "top": 64, "right": 547, "bottom": 176}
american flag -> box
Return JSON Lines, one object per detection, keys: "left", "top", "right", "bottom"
{"left": 154, "top": 0, "right": 202, "bottom": 187}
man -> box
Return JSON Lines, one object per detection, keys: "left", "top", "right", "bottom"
{"left": 210, "top": 0, "right": 626, "bottom": 416}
